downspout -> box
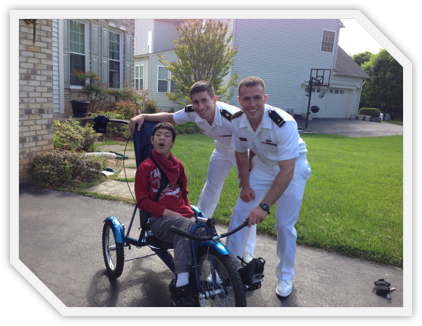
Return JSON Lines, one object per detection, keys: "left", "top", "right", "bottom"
{"left": 356, "top": 79, "right": 366, "bottom": 115}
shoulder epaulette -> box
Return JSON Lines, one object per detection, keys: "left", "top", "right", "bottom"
{"left": 231, "top": 110, "right": 244, "bottom": 120}
{"left": 220, "top": 109, "right": 233, "bottom": 121}
{"left": 268, "top": 110, "right": 286, "bottom": 127}
{"left": 184, "top": 105, "right": 194, "bottom": 113}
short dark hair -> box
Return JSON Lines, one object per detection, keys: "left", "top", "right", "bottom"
{"left": 238, "top": 76, "right": 266, "bottom": 95}
{"left": 152, "top": 122, "right": 176, "bottom": 141}
{"left": 189, "top": 80, "right": 215, "bottom": 99}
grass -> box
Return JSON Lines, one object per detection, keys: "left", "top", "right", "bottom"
{"left": 54, "top": 133, "right": 402, "bottom": 267}
{"left": 171, "top": 134, "right": 403, "bottom": 267}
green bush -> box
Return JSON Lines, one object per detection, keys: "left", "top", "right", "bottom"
{"left": 143, "top": 99, "right": 162, "bottom": 114}
{"left": 54, "top": 118, "right": 100, "bottom": 152}
{"left": 358, "top": 107, "right": 381, "bottom": 117}
{"left": 32, "top": 150, "right": 108, "bottom": 189}
{"left": 174, "top": 121, "right": 204, "bottom": 135}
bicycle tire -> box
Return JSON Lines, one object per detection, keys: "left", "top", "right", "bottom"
{"left": 194, "top": 247, "right": 246, "bottom": 307}
{"left": 102, "top": 220, "right": 124, "bottom": 279}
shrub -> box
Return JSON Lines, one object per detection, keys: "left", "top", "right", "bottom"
{"left": 358, "top": 107, "right": 381, "bottom": 117}
{"left": 174, "top": 121, "right": 204, "bottom": 135}
{"left": 72, "top": 70, "right": 111, "bottom": 113}
{"left": 32, "top": 150, "right": 108, "bottom": 189}
{"left": 115, "top": 100, "right": 138, "bottom": 120}
{"left": 54, "top": 118, "right": 100, "bottom": 152}
{"left": 143, "top": 99, "right": 162, "bottom": 114}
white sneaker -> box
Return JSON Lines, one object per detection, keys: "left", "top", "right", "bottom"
{"left": 242, "top": 253, "right": 255, "bottom": 264}
{"left": 276, "top": 280, "right": 293, "bottom": 297}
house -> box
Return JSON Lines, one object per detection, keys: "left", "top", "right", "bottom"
{"left": 19, "top": 18, "right": 135, "bottom": 182}
{"left": 133, "top": 19, "right": 369, "bottom": 118}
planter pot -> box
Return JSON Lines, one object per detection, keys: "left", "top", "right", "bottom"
{"left": 358, "top": 114, "right": 364, "bottom": 120}
{"left": 70, "top": 100, "right": 90, "bottom": 118}
{"left": 364, "top": 115, "right": 372, "bottom": 121}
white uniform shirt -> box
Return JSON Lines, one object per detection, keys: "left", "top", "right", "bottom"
{"left": 173, "top": 101, "right": 240, "bottom": 150}
{"left": 231, "top": 104, "right": 307, "bottom": 165}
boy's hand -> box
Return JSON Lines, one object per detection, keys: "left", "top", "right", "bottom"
{"left": 162, "top": 209, "right": 183, "bottom": 217}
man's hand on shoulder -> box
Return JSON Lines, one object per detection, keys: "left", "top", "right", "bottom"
{"left": 129, "top": 114, "right": 144, "bottom": 134}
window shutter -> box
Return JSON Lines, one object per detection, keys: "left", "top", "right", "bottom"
{"left": 91, "top": 23, "right": 100, "bottom": 76}
{"left": 62, "top": 19, "right": 70, "bottom": 88}
{"left": 124, "top": 34, "right": 133, "bottom": 86}
{"left": 101, "top": 27, "right": 109, "bottom": 84}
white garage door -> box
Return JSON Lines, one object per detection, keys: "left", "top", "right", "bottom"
{"left": 302, "top": 87, "right": 352, "bottom": 118}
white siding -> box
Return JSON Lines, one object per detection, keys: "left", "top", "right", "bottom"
{"left": 149, "top": 51, "right": 180, "bottom": 112}
{"left": 135, "top": 19, "right": 154, "bottom": 55}
{"left": 52, "top": 19, "right": 60, "bottom": 112}
{"left": 229, "top": 19, "right": 342, "bottom": 111}
{"left": 153, "top": 20, "right": 179, "bottom": 53}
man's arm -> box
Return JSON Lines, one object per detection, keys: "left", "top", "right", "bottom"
{"left": 129, "top": 112, "right": 177, "bottom": 134}
{"left": 236, "top": 150, "right": 256, "bottom": 202}
{"left": 246, "top": 158, "right": 295, "bottom": 227}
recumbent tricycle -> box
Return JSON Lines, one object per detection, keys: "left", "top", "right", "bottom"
{"left": 92, "top": 115, "right": 264, "bottom": 307}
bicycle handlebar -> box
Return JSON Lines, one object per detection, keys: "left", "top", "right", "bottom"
{"left": 92, "top": 115, "right": 129, "bottom": 133}
{"left": 169, "top": 220, "right": 248, "bottom": 241}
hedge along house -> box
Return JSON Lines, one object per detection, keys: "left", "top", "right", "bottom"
{"left": 19, "top": 18, "right": 135, "bottom": 182}
{"left": 133, "top": 19, "right": 369, "bottom": 118}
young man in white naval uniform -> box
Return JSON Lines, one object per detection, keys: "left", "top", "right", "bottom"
{"left": 129, "top": 81, "right": 256, "bottom": 260}
{"left": 225, "top": 76, "right": 311, "bottom": 298}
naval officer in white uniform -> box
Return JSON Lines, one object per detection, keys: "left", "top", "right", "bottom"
{"left": 225, "top": 76, "right": 311, "bottom": 298}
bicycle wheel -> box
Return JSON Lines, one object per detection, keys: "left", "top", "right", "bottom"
{"left": 194, "top": 246, "right": 246, "bottom": 307}
{"left": 102, "top": 220, "right": 124, "bottom": 279}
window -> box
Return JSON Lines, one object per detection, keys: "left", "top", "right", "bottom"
{"left": 321, "top": 30, "right": 336, "bottom": 53}
{"left": 157, "top": 66, "right": 175, "bottom": 93}
{"left": 109, "top": 31, "right": 121, "bottom": 88}
{"left": 148, "top": 31, "right": 152, "bottom": 53}
{"left": 135, "top": 65, "right": 144, "bottom": 90}
{"left": 69, "top": 20, "right": 87, "bottom": 86}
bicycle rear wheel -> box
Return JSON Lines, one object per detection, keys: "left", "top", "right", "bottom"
{"left": 194, "top": 247, "right": 246, "bottom": 307}
{"left": 102, "top": 220, "right": 124, "bottom": 279}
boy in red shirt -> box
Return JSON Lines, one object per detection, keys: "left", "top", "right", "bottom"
{"left": 135, "top": 122, "right": 262, "bottom": 306}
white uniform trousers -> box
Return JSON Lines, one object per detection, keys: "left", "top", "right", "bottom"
{"left": 197, "top": 141, "right": 256, "bottom": 254}
{"left": 225, "top": 153, "right": 311, "bottom": 281}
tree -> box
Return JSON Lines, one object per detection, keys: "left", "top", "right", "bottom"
{"left": 360, "top": 49, "right": 403, "bottom": 119}
{"left": 159, "top": 19, "right": 239, "bottom": 106}
{"left": 352, "top": 51, "right": 374, "bottom": 67}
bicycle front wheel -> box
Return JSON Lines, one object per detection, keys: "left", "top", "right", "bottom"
{"left": 102, "top": 220, "right": 124, "bottom": 279}
{"left": 194, "top": 246, "right": 246, "bottom": 307}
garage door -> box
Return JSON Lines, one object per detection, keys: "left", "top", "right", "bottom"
{"left": 302, "top": 87, "right": 352, "bottom": 118}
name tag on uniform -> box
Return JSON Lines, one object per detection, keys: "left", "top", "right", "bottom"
{"left": 262, "top": 141, "right": 277, "bottom": 146}
{"left": 239, "top": 137, "right": 247, "bottom": 142}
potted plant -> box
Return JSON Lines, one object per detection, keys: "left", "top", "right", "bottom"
{"left": 70, "top": 71, "right": 109, "bottom": 117}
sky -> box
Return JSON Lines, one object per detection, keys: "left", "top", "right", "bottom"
{"left": 338, "top": 19, "right": 384, "bottom": 57}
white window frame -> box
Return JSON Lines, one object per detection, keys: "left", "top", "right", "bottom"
{"left": 320, "top": 29, "right": 336, "bottom": 54}
{"left": 69, "top": 19, "right": 89, "bottom": 89}
{"left": 157, "top": 65, "right": 174, "bottom": 93}
{"left": 148, "top": 31, "right": 152, "bottom": 53}
{"left": 134, "top": 64, "right": 144, "bottom": 90}
{"left": 108, "top": 29, "right": 123, "bottom": 89}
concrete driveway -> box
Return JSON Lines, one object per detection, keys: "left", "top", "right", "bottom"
{"left": 18, "top": 183, "right": 404, "bottom": 315}
{"left": 297, "top": 118, "right": 403, "bottom": 137}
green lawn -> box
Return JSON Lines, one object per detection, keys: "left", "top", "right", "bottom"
{"left": 172, "top": 134, "right": 403, "bottom": 267}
